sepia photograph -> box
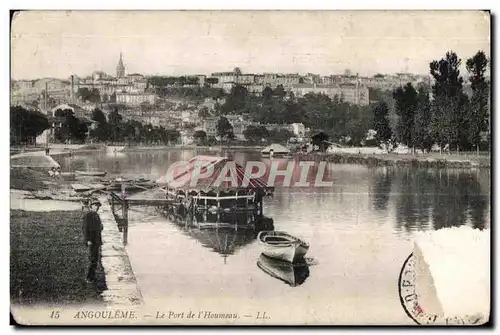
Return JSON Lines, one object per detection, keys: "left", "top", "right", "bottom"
{"left": 9, "top": 10, "right": 491, "bottom": 326}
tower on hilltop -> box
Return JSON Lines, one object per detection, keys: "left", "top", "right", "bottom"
{"left": 116, "top": 53, "right": 125, "bottom": 78}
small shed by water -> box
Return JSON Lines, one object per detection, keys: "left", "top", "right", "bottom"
{"left": 155, "top": 155, "right": 274, "bottom": 218}
{"left": 261, "top": 143, "right": 290, "bottom": 156}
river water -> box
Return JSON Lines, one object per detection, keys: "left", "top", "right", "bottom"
{"left": 59, "top": 149, "right": 490, "bottom": 324}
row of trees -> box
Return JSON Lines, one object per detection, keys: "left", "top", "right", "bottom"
{"left": 76, "top": 87, "right": 102, "bottom": 103}
{"left": 89, "top": 108, "right": 181, "bottom": 145}
{"left": 53, "top": 108, "right": 89, "bottom": 143}
{"left": 149, "top": 76, "right": 204, "bottom": 87}
{"left": 208, "top": 51, "right": 489, "bottom": 151}
{"left": 10, "top": 106, "right": 49, "bottom": 145}
{"left": 152, "top": 85, "right": 225, "bottom": 101}
{"left": 149, "top": 76, "right": 225, "bottom": 101}
{"left": 10, "top": 105, "right": 182, "bottom": 146}
{"left": 372, "top": 50, "right": 489, "bottom": 152}
{"left": 215, "top": 84, "right": 374, "bottom": 146}
{"left": 190, "top": 117, "right": 295, "bottom": 145}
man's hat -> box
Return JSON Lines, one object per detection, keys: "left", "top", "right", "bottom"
{"left": 90, "top": 200, "right": 102, "bottom": 207}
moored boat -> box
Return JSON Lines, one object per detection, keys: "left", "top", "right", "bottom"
{"left": 261, "top": 143, "right": 291, "bottom": 158}
{"left": 257, "top": 231, "right": 309, "bottom": 263}
{"left": 257, "top": 254, "right": 310, "bottom": 287}
{"left": 106, "top": 145, "right": 126, "bottom": 153}
{"left": 105, "top": 178, "right": 156, "bottom": 192}
{"left": 75, "top": 170, "right": 107, "bottom": 177}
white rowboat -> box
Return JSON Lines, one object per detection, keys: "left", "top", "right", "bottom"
{"left": 75, "top": 170, "right": 107, "bottom": 177}
{"left": 106, "top": 145, "right": 126, "bottom": 153}
{"left": 257, "top": 231, "right": 309, "bottom": 263}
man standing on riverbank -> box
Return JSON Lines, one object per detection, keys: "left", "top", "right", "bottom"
{"left": 82, "top": 200, "right": 103, "bottom": 283}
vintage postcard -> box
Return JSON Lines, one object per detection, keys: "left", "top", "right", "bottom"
{"left": 10, "top": 10, "right": 491, "bottom": 326}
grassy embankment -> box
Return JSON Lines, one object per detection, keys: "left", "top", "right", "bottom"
{"left": 10, "top": 210, "right": 106, "bottom": 306}
{"left": 10, "top": 168, "right": 50, "bottom": 191}
{"left": 11, "top": 167, "right": 106, "bottom": 306}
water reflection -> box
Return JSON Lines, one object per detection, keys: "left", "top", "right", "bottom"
{"left": 393, "top": 169, "right": 489, "bottom": 232}
{"left": 61, "top": 150, "right": 490, "bottom": 234}
{"left": 371, "top": 167, "right": 394, "bottom": 211}
{"left": 257, "top": 254, "right": 310, "bottom": 287}
{"left": 168, "top": 213, "right": 274, "bottom": 261}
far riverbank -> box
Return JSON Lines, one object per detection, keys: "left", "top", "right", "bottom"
{"left": 297, "top": 152, "right": 490, "bottom": 169}
{"left": 11, "top": 144, "right": 490, "bottom": 170}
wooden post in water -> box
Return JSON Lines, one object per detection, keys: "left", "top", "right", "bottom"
{"left": 120, "top": 182, "right": 129, "bottom": 245}
{"left": 122, "top": 201, "right": 129, "bottom": 245}
{"left": 257, "top": 192, "right": 263, "bottom": 217}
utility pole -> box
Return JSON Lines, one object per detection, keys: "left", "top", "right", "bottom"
{"left": 44, "top": 82, "right": 50, "bottom": 153}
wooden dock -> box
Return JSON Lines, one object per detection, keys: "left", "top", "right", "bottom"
{"left": 108, "top": 187, "right": 266, "bottom": 245}
{"left": 109, "top": 192, "right": 176, "bottom": 245}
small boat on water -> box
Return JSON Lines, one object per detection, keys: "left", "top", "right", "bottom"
{"left": 106, "top": 145, "right": 126, "bottom": 153}
{"left": 75, "top": 170, "right": 107, "bottom": 177}
{"left": 257, "top": 254, "right": 310, "bottom": 287}
{"left": 105, "top": 178, "right": 156, "bottom": 192}
{"left": 257, "top": 231, "right": 309, "bottom": 263}
{"left": 261, "top": 143, "right": 291, "bottom": 158}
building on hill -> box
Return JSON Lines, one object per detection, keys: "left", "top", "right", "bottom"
{"left": 116, "top": 53, "right": 126, "bottom": 78}
{"left": 203, "top": 117, "right": 219, "bottom": 137}
{"left": 339, "top": 84, "right": 369, "bottom": 106}
{"left": 116, "top": 92, "right": 156, "bottom": 106}
{"left": 195, "top": 75, "right": 206, "bottom": 87}
{"left": 127, "top": 73, "right": 144, "bottom": 81}
{"left": 242, "top": 83, "right": 265, "bottom": 96}
{"left": 51, "top": 103, "right": 89, "bottom": 118}
{"left": 291, "top": 123, "right": 305, "bottom": 137}
{"left": 211, "top": 71, "right": 237, "bottom": 84}
{"left": 291, "top": 83, "right": 369, "bottom": 106}
{"left": 11, "top": 78, "right": 72, "bottom": 107}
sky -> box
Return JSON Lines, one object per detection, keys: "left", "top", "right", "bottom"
{"left": 10, "top": 10, "right": 490, "bottom": 80}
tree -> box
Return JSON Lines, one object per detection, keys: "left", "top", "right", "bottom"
{"left": 108, "top": 108, "right": 123, "bottom": 143}
{"left": 243, "top": 125, "right": 269, "bottom": 142}
{"left": 205, "top": 77, "right": 219, "bottom": 86}
{"left": 90, "top": 108, "right": 109, "bottom": 142}
{"left": 165, "top": 128, "right": 181, "bottom": 143}
{"left": 10, "top": 106, "right": 49, "bottom": 145}
{"left": 220, "top": 85, "right": 249, "bottom": 115}
{"left": 198, "top": 107, "right": 212, "bottom": 118}
{"left": 262, "top": 86, "right": 273, "bottom": 102}
{"left": 269, "top": 128, "right": 294, "bottom": 143}
{"left": 91, "top": 108, "right": 106, "bottom": 124}
{"left": 372, "top": 102, "right": 392, "bottom": 145}
{"left": 466, "top": 50, "right": 490, "bottom": 152}
{"left": 74, "top": 121, "right": 89, "bottom": 143}
{"left": 273, "top": 85, "right": 286, "bottom": 100}
{"left": 193, "top": 130, "right": 207, "bottom": 142}
{"left": 216, "top": 116, "right": 234, "bottom": 140}
{"left": 413, "top": 87, "right": 433, "bottom": 152}
{"left": 76, "top": 87, "right": 101, "bottom": 103}
{"left": 429, "top": 51, "right": 469, "bottom": 151}
{"left": 52, "top": 108, "right": 88, "bottom": 144}
{"left": 393, "top": 83, "right": 418, "bottom": 149}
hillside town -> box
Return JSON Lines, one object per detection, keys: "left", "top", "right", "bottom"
{"left": 11, "top": 53, "right": 438, "bottom": 146}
